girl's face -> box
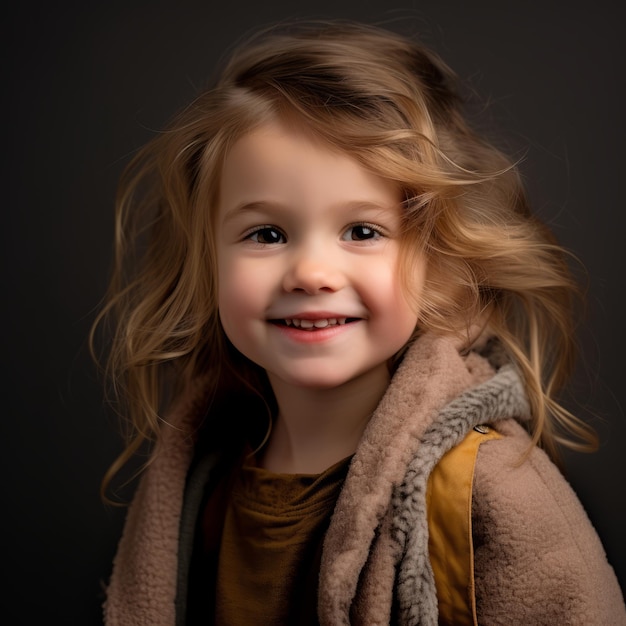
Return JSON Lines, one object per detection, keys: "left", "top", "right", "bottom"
{"left": 216, "top": 120, "right": 425, "bottom": 392}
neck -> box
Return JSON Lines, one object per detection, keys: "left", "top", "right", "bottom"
{"left": 259, "top": 365, "right": 390, "bottom": 474}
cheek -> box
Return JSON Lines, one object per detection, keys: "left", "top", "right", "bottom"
{"left": 367, "top": 254, "right": 424, "bottom": 337}
{"left": 217, "top": 257, "right": 243, "bottom": 332}
{"left": 217, "top": 256, "right": 266, "bottom": 332}
{"left": 369, "top": 251, "right": 424, "bottom": 311}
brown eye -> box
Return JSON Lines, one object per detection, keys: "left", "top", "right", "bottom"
{"left": 248, "top": 227, "right": 286, "bottom": 244}
{"left": 342, "top": 224, "right": 383, "bottom": 241}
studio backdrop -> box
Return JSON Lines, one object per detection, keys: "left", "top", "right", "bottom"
{"left": 5, "top": 1, "right": 625, "bottom": 622}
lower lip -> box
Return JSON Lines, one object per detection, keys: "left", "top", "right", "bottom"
{"left": 270, "top": 321, "right": 358, "bottom": 344}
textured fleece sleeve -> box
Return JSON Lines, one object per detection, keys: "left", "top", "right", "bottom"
{"left": 472, "top": 419, "right": 626, "bottom": 626}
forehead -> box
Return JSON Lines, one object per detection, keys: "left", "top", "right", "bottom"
{"left": 218, "top": 120, "right": 401, "bottom": 214}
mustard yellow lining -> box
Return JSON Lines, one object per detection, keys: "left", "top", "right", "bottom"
{"left": 426, "top": 426, "right": 502, "bottom": 626}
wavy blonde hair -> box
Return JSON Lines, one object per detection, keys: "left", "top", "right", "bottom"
{"left": 91, "top": 20, "right": 596, "bottom": 497}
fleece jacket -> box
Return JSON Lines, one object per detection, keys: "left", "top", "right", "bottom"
{"left": 103, "top": 332, "right": 626, "bottom": 625}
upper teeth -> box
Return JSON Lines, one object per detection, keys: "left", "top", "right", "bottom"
{"left": 285, "top": 318, "right": 347, "bottom": 329}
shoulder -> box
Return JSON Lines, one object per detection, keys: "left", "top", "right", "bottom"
{"left": 472, "top": 419, "right": 626, "bottom": 625}
{"left": 473, "top": 419, "right": 591, "bottom": 538}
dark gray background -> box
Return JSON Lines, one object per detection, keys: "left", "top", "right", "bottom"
{"left": 5, "top": 1, "right": 625, "bottom": 622}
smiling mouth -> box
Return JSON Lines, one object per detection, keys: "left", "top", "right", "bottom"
{"left": 271, "top": 317, "right": 360, "bottom": 330}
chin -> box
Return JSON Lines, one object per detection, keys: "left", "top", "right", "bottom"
{"left": 285, "top": 376, "right": 353, "bottom": 390}
{"left": 275, "top": 365, "right": 382, "bottom": 391}
{"left": 267, "top": 366, "right": 353, "bottom": 390}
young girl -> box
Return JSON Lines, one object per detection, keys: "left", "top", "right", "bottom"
{"left": 93, "top": 20, "right": 626, "bottom": 625}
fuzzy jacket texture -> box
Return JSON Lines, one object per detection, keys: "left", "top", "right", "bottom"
{"left": 103, "top": 333, "right": 626, "bottom": 625}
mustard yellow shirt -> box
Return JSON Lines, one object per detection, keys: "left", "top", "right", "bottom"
{"left": 190, "top": 453, "right": 351, "bottom": 625}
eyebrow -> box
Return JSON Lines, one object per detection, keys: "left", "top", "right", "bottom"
{"left": 220, "top": 200, "right": 398, "bottom": 224}
{"left": 221, "top": 201, "right": 274, "bottom": 222}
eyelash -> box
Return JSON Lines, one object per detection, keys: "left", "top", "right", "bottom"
{"left": 243, "top": 225, "right": 287, "bottom": 245}
{"left": 343, "top": 222, "right": 386, "bottom": 242}
{"left": 242, "top": 222, "right": 387, "bottom": 245}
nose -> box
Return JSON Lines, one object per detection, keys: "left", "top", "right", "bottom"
{"left": 282, "top": 245, "right": 346, "bottom": 294}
